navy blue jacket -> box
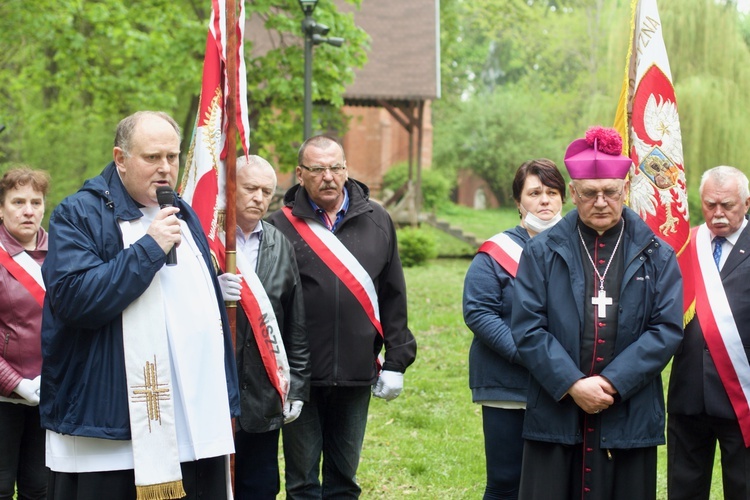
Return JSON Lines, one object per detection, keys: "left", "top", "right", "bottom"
{"left": 464, "top": 225, "right": 530, "bottom": 403}
{"left": 512, "top": 208, "right": 683, "bottom": 448}
{"left": 40, "top": 162, "right": 240, "bottom": 439}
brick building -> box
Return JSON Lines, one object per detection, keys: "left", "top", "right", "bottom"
{"left": 337, "top": 0, "right": 439, "bottom": 198}
{"left": 247, "top": 0, "right": 440, "bottom": 199}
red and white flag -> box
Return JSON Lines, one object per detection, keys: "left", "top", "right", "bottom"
{"left": 179, "top": 1, "right": 291, "bottom": 404}
{"left": 614, "top": 0, "right": 694, "bottom": 325}
{"left": 180, "top": 0, "right": 250, "bottom": 253}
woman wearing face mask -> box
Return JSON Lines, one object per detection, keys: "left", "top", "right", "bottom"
{"left": 463, "top": 159, "right": 566, "bottom": 500}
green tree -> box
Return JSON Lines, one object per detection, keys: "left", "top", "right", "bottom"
{"left": 434, "top": 0, "right": 750, "bottom": 207}
{"left": 433, "top": 88, "right": 566, "bottom": 206}
{"left": 433, "top": 1, "right": 610, "bottom": 204}
{"left": 657, "top": 0, "right": 750, "bottom": 193}
{"left": 0, "top": 0, "right": 367, "bottom": 208}
{"left": 245, "top": 1, "right": 368, "bottom": 169}
{"left": 0, "top": 0, "right": 208, "bottom": 203}
{"left": 382, "top": 163, "right": 453, "bottom": 211}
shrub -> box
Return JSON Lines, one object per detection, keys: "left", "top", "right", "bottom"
{"left": 397, "top": 227, "right": 437, "bottom": 267}
{"left": 383, "top": 163, "right": 453, "bottom": 210}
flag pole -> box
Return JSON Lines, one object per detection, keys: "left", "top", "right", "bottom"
{"left": 224, "top": 0, "right": 239, "bottom": 491}
{"left": 225, "top": 0, "right": 238, "bottom": 323}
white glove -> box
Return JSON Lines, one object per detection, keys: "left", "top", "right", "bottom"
{"left": 283, "top": 400, "right": 304, "bottom": 424}
{"left": 372, "top": 370, "right": 404, "bottom": 401}
{"left": 218, "top": 273, "right": 242, "bottom": 302}
{"left": 13, "top": 375, "right": 41, "bottom": 406}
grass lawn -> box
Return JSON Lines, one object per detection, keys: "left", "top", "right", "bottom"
{"left": 436, "top": 204, "right": 520, "bottom": 242}
{"left": 413, "top": 205, "right": 521, "bottom": 259}
{"left": 277, "top": 256, "right": 725, "bottom": 499}
{"left": 275, "top": 206, "right": 725, "bottom": 499}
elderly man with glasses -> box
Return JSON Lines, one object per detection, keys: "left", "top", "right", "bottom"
{"left": 267, "top": 135, "right": 416, "bottom": 499}
{"left": 510, "top": 127, "right": 683, "bottom": 500}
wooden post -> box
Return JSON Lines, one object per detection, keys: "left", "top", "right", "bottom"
{"left": 224, "top": 0, "right": 238, "bottom": 492}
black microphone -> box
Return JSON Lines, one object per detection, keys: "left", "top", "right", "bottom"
{"left": 155, "top": 186, "right": 178, "bottom": 266}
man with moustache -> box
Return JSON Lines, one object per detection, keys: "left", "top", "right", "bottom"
{"left": 668, "top": 166, "right": 750, "bottom": 500}
{"left": 216, "top": 155, "right": 309, "bottom": 499}
{"left": 40, "top": 111, "right": 239, "bottom": 500}
{"left": 267, "top": 135, "right": 416, "bottom": 498}
{"left": 511, "top": 127, "right": 683, "bottom": 500}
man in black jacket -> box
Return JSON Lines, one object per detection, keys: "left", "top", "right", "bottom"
{"left": 667, "top": 166, "right": 750, "bottom": 499}
{"left": 217, "top": 155, "right": 310, "bottom": 499}
{"left": 267, "top": 135, "right": 417, "bottom": 499}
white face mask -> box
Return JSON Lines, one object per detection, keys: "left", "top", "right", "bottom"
{"left": 522, "top": 208, "right": 562, "bottom": 234}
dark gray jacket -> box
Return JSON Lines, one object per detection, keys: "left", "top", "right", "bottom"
{"left": 234, "top": 221, "right": 310, "bottom": 433}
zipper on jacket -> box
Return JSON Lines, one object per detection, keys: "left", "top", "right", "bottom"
{"left": 2, "top": 332, "right": 9, "bottom": 358}
{"left": 333, "top": 279, "right": 340, "bottom": 383}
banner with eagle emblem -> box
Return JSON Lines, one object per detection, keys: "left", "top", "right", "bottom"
{"left": 614, "top": 0, "right": 694, "bottom": 325}
{"left": 179, "top": 0, "right": 250, "bottom": 247}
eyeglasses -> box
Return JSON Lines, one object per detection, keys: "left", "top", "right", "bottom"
{"left": 572, "top": 186, "right": 624, "bottom": 203}
{"left": 299, "top": 164, "right": 346, "bottom": 176}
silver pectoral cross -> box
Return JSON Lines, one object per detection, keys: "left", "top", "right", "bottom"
{"left": 591, "top": 289, "right": 612, "bottom": 318}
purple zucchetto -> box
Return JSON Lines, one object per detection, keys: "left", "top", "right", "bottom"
{"left": 563, "top": 126, "right": 632, "bottom": 180}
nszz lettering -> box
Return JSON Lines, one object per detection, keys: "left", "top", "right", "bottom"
{"left": 258, "top": 313, "right": 280, "bottom": 354}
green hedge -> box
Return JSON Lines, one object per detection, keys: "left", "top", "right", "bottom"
{"left": 397, "top": 227, "right": 437, "bottom": 267}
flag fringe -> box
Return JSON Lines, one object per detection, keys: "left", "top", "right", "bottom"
{"left": 136, "top": 480, "right": 186, "bottom": 500}
{"left": 683, "top": 300, "right": 696, "bottom": 329}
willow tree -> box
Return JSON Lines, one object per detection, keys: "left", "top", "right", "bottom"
{"left": 433, "top": 0, "right": 619, "bottom": 200}
{"left": 581, "top": 0, "right": 750, "bottom": 222}
{"left": 660, "top": 0, "right": 750, "bottom": 193}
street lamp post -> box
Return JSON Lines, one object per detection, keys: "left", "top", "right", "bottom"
{"left": 298, "top": 0, "right": 344, "bottom": 141}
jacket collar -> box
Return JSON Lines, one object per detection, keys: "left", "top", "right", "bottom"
{"left": 721, "top": 220, "right": 750, "bottom": 277}
{"left": 0, "top": 224, "right": 48, "bottom": 255}
{"left": 255, "top": 220, "right": 276, "bottom": 282}
{"left": 80, "top": 162, "right": 148, "bottom": 222}
{"left": 546, "top": 207, "right": 657, "bottom": 260}
{"left": 284, "top": 178, "right": 373, "bottom": 223}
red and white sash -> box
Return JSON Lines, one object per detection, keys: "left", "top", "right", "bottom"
{"left": 691, "top": 224, "right": 750, "bottom": 446}
{"left": 216, "top": 234, "right": 290, "bottom": 404}
{"left": 281, "top": 207, "right": 382, "bottom": 338}
{"left": 0, "top": 239, "right": 45, "bottom": 307}
{"left": 477, "top": 233, "right": 523, "bottom": 278}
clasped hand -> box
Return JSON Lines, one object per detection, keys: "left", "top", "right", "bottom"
{"left": 567, "top": 375, "right": 617, "bottom": 414}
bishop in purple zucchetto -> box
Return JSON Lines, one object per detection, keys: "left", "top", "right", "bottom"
{"left": 563, "top": 126, "right": 633, "bottom": 180}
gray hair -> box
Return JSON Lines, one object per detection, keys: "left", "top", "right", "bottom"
{"left": 237, "top": 155, "right": 277, "bottom": 191}
{"left": 297, "top": 135, "right": 346, "bottom": 166}
{"left": 700, "top": 165, "right": 750, "bottom": 200}
{"left": 114, "top": 111, "right": 182, "bottom": 155}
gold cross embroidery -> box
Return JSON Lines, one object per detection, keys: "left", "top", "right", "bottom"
{"left": 131, "top": 356, "right": 171, "bottom": 432}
